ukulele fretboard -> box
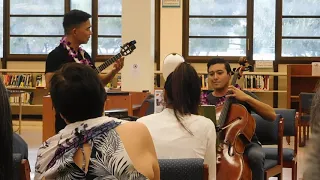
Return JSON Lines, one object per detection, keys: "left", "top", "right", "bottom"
{"left": 95, "top": 53, "right": 123, "bottom": 74}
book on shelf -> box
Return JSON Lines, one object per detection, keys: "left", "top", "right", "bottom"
{"left": 244, "top": 75, "right": 270, "bottom": 90}
{"left": 36, "top": 74, "right": 46, "bottom": 88}
{"left": 1, "top": 74, "right": 33, "bottom": 88}
{"left": 116, "top": 75, "right": 121, "bottom": 88}
{"left": 199, "top": 74, "right": 209, "bottom": 89}
{"left": 8, "top": 90, "right": 34, "bottom": 105}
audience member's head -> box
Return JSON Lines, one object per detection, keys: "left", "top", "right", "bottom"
{"left": 0, "top": 80, "right": 13, "bottom": 179}
{"left": 50, "top": 63, "right": 107, "bottom": 123}
{"left": 164, "top": 62, "right": 201, "bottom": 133}
{"left": 303, "top": 88, "right": 320, "bottom": 179}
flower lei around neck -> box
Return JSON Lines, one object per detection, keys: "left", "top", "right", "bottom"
{"left": 200, "top": 84, "right": 242, "bottom": 106}
{"left": 60, "top": 36, "right": 93, "bottom": 66}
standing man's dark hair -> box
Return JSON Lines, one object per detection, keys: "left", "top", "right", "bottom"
{"left": 45, "top": 9, "right": 124, "bottom": 134}
{"left": 63, "top": 9, "right": 92, "bottom": 34}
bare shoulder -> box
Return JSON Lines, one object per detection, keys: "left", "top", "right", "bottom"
{"left": 116, "top": 121, "right": 151, "bottom": 139}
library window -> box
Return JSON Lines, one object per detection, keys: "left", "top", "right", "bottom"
{"left": 97, "top": 0, "right": 122, "bottom": 55}
{"left": 71, "top": 0, "right": 122, "bottom": 56}
{"left": 1, "top": 0, "right": 158, "bottom": 66}
{"left": 184, "top": 0, "right": 320, "bottom": 62}
{"left": 70, "top": 0, "right": 92, "bottom": 55}
{"left": 187, "top": 0, "right": 248, "bottom": 58}
{"left": 9, "top": 0, "right": 64, "bottom": 54}
{"left": 253, "top": 0, "right": 275, "bottom": 60}
{"left": 281, "top": 0, "right": 320, "bottom": 57}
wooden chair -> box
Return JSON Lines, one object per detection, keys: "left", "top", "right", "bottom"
{"left": 21, "top": 159, "right": 31, "bottom": 180}
{"left": 13, "top": 153, "right": 31, "bottom": 180}
{"left": 252, "top": 113, "right": 284, "bottom": 180}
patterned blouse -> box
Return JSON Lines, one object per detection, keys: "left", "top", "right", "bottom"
{"left": 34, "top": 117, "right": 148, "bottom": 180}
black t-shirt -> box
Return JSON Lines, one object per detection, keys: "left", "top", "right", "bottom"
{"left": 45, "top": 43, "right": 96, "bottom": 133}
{"left": 206, "top": 90, "right": 260, "bottom": 143}
{"left": 45, "top": 43, "right": 96, "bottom": 74}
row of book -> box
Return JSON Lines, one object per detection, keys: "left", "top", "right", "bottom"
{"left": 199, "top": 74, "right": 209, "bottom": 89}
{"left": 8, "top": 91, "right": 33, "bottom": 105}
{"left": 244, "top": 75, "right": 270, "bottom": 90}
{"left": 2, "top": 74, "right": 33, "bottom": 87}
{"left": 1, "top": 74, "right": 46, "bottom": 88}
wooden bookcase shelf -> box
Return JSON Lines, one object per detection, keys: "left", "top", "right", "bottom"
{"left": 287, "top": 64, "right": 319, "bottom": 110}
{"left": 0, "top": 69, "right": 48, "bottom": 116}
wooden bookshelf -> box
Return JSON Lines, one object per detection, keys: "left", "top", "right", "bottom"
{"left": 287, "top": 64, "right": 319, "bottom": 110}
{"left": 243, "top": 72, "right": 287, "bottom": 76}
{"left": 243, "top": 89, "right": 287, "bottom": 93}
{"left": 0, "top": 69, "right": 48, "bottom": 116}
{"left": 242, "top": 72, "right": 286, "bottom": 92}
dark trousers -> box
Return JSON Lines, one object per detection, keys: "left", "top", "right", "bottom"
{"left": 55, "top": 113, "right": 67, "bottom": 134}
{"left": 244, "top": 142, "right": 265, "bottom": 180}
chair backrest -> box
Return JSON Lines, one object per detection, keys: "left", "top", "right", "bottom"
{"left": 13, "top": 153, "right": 22, "bottom": 180}
{"left": 252, "top": 114, "right": 282, "bottom": 145}
{"left": 21, "top": 159, "right": 31, "bottom": 180}
{"left": 145, "top": 97, "right": 154, "bottom": 115}
{"left": 158, "top": 158, "right": 208, "bottom": 180}
{"left": 274, "top": 108, "right": 296, "bottom": 136}
{"left": 13, "top": 153, "right": 31, "bottom": 180}
{"left": 299, "top": 92, "right": 315, "bottom": 112}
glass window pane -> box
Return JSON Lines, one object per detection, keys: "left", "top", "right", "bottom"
{"left": 10, "top": 37, "right": 61, "bottom": 54}
{"left": 71, "top": 0, "right": 92, "bottom": 15}
{"left": 189, "top": 18, "right": 246, "bottom": 36}
{"left": 10, "top": 0, "right": 64, "bottom": 15}
{"left": 283, "top": 0, "right": 320, "bottom": 15}
{"left": 283, "top": 18, "right": 320, "bottom": 37}
{"left": 0, "top": 0, "right": 3, "bottom": 58}
{"left": 282, "top": 39, "right": 320, "bottom": 57}
{"left": 10, "top": 17, "right": 64, "bottom": 35}
{"left": 189, "top": 38, "right": 246, "bottom": 56}
{"left": 98, "top": 17, "right": 122, "bottom": 35}
{"left": 98, "top": 0, "right": 122, "bottom": 15}
{"left": 190, "top": 0, "right": 246, "bottom": 16}
{"left": 98, "top": 38, "right": 122, "bottom": 55}
{"left": 253, "top": 0, "right": 275, "bottom": 60}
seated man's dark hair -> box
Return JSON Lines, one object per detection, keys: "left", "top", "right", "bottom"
{"left": 206, "top": 58, "right": 231, "bottom": 74}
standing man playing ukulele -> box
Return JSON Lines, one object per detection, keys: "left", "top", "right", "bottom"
{"left": 45, "top": 9, "right": 124, "bottom": 133}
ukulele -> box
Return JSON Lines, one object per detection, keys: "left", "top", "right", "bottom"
{"left": 95, "top": 40, "right": 136, "bottom": 73}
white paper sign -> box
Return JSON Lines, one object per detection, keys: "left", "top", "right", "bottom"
{"left": 255, "top": 60, "right": 273, "bottom": 69}
{"left": 312, "top": 62, "right": 320, "bottom": 76}
{"left": 131, "top": 63, "right": 140, "bottom": 77}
